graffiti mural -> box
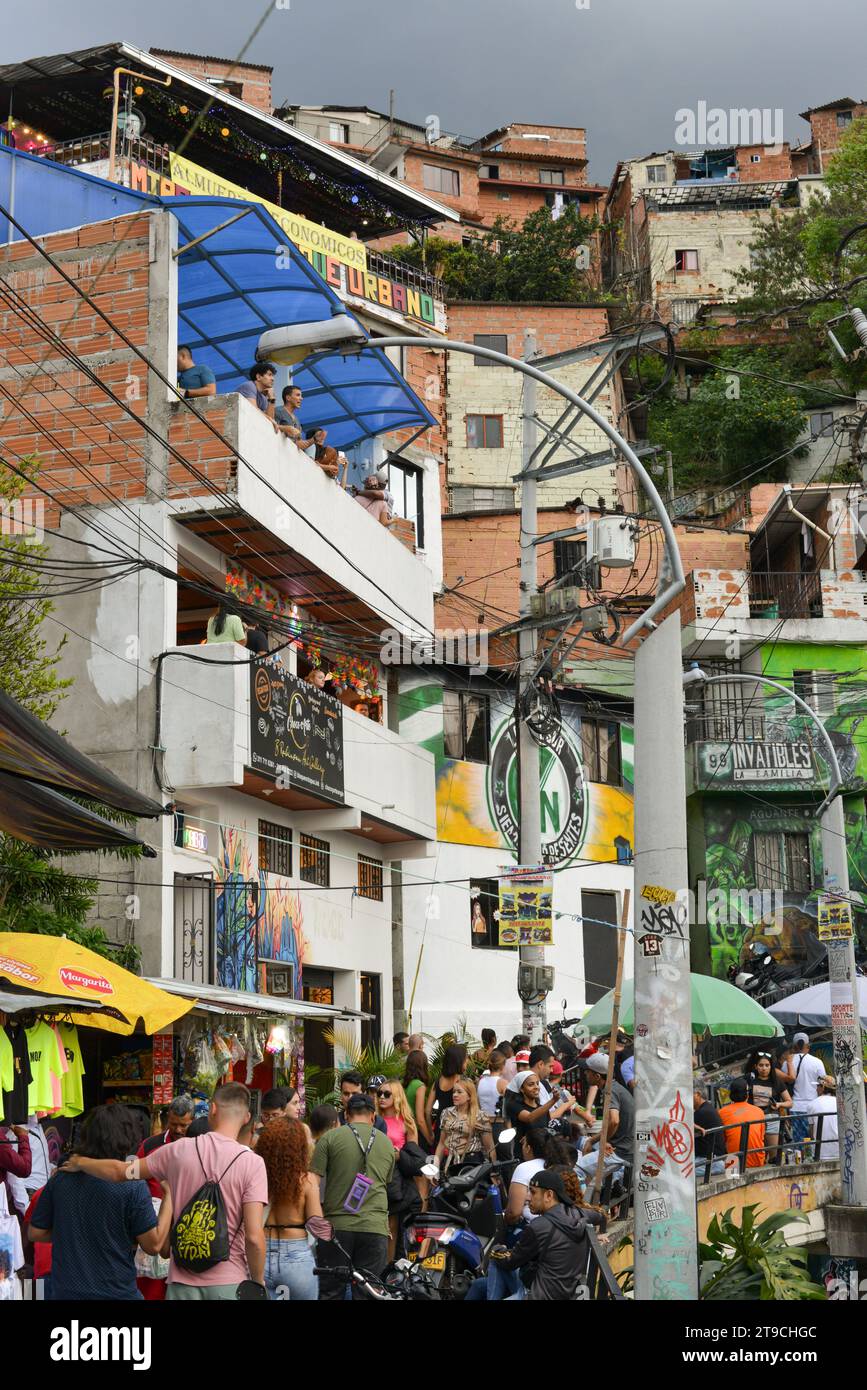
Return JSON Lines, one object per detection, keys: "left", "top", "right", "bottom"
{"left": 216, "top": 827, "right": 307, "bottom": 995}
{"left": 399, "top": 678, "right": 634, "bottom": 868}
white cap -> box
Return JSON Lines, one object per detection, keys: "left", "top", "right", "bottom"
{"left": 793, "top": 1032, "right": 810, "bottom": 1045}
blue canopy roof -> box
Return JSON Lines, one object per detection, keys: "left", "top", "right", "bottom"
{"left": 0, "top": 147, "right": 435, "bottom": 449}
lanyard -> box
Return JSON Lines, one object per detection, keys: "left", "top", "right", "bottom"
{"left": 347, "top": 1124, "right": 376, "bottom": 1173}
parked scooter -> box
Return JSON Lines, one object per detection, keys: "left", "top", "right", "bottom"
{"left": 313, "top": 1222, "right": 440, "bottom": 1301}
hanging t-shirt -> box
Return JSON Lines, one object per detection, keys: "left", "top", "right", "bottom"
{"left": 56, "top": 1023, "right": 85, "bottom": 1118}
{"left": 0, "top": 1031, "right": 12, "bottom": 1096}
{"left": 25, "top": 1021, "right": 64, "bottom": 1114}
{"left": 1, "top": 1024, "right": 32, "bottom": 1126}
{"left": 0, "top": 1182, "right": 24, "bottom": 1301}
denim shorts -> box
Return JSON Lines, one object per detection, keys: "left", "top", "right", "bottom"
{"left": 265, "top": 1239, "right": 319, "bottom": 1301}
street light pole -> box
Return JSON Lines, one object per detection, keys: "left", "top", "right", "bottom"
{"left": 690, "top": 669, "right": 867, "bottom": 1205}
{"left": 517, "top": 330, "right": 546, "bottom": 1042}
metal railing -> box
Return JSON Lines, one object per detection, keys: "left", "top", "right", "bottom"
{"left": 584, "top": 1227, "right": 627, "bottom": 1300}
{"left": 30, "top": 128, "right": 172, "bottom": 178}
{"left": 684, "top": 711, "right": 767, "bottom": 744}
{"left": 365, "top": 248, "right": 446, "bottom": 302}
{"left": 748, "top": 569, "right": 823, "bottom": 619}
{"left": 696, "top": 1113, "right": 835, "bottom": 1184}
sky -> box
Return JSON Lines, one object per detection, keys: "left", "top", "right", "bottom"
{"left": 9, "top": 0, "right": 867, "bottom": 184}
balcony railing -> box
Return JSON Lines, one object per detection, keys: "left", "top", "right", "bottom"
{"left": 748, "top": 570, "right": 823, "bottom": 620}
{"left": 365, "top": 248, "right": 446, "bottom": 303}
{"left": 684, "top": 711, "right": 767, "bottom": 745}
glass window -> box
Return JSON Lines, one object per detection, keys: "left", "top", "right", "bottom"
{"left": 466, "top": 414, "right": 504, "bottom": 448}
{"left": 443, "top": 690, "right": 491, "bottom": 764}
{"left": 480, "top": 164, "right": 500, "bottom": 179}
{"left": 675, "top": 249, "right": 700, "bottom": 272}
{"left": 423, "top": 164, "right": 460, "bottom": 195}
{"left": 358, "top": 854, "right": 384, "bottom": 901}
{"left": 258, "top": 820, "right": 292, "bottom": 877}
{"left": 473, "top": 333, "right": 508, "bottom": 366}
{"left": 793, "top": 669, "right": 837, "bottom": 717}
{"left": 300, "top": 833, "right": 329, "bottom": 886}
{"left": 645, "top": 164, "right": 667, "bottom": 184}
{"left": 750, "top": 153, "right": 762, "bottom": 163}
{"left": 580, "top": 718, "right": 622, "bottom": 785}
{"left": 386, "top": 460, "right": 423, "bottom": 548}
{"left": 837, "top": 111, "right": 853, "bottom": 128}
{"left": 553, "top": 537, "right": 587, "bottom": 578}
{"left": 538, "top": 169, "right": 565, "bottom": 185}
{"left": 450, "top": 486, "right": 515, "bottom": 512}
{"left": 809, "top": 411, "right": 834, "bottom": 439}
{"left": 329, "top": 121, "right": 350, "bottom": 143}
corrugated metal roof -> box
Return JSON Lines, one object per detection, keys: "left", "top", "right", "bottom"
{"left": 145, "top": 976, "right": 371, "bottom": 1021}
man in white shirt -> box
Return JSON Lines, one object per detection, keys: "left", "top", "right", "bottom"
{"left": 790, "top": 1032, "right": 831, "bottom": 1147}
{"left": 7, "top": 1116, "right": 51, "bottom": 1216}
{"left": 805, "top": 1081, "right": 839, "bottom": 1161}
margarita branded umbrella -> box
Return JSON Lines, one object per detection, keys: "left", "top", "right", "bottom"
{"left": 767, "top": 978, "right": 867, "bottom": 1030}
{"left": 0, "top": 933, "right": 195, "bottom": 1035}
{"left": 580, "top": 973, "right": 783, "bottom": 1039}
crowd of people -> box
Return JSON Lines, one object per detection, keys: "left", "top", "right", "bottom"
{"left": 177, "top": 349, "right": 397, "bottom": 526}
{"left": 0, "top": 1021, "right": 845, "bottom": 1303}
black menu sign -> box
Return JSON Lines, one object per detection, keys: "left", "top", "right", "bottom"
{"left": 250, "top": 666, "right": 344, "bottom": 804}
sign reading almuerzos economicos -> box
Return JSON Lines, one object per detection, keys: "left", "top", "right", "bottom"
{"left": 250, "top": 666, "right": 344, "bottom": 804}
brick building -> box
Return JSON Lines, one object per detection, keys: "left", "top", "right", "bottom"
{"left": 149, "top": 48, "right": 273, "bottom": 114}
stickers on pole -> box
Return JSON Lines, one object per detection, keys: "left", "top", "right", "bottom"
{"left": 637, "top": 884, "right": 687, "bottom": 956}
{"left": 818, "top": 893, "right": 853, "bottom": 942}
{"left": 498, "top": 864, "right": 554, "bottom": 946}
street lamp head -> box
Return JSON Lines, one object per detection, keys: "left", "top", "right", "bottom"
{"left": 257, "top": 314, "right": 367, "bottom": 366}
{"left": 682, "top": 665, "right": 708, "bottom": 688}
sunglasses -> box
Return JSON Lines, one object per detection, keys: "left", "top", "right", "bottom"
{"left": 377, "top": 1090, "right": 392, "bottom": 1100}
{"left": 756, "top": 1052, "right": 773, "bottom": 1060}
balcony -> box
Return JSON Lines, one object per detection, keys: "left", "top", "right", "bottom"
{"left": 169, "top": 394, "right": 435, "bottom": 638}
{"left": 748, "top": 570, "right": 823, "bottom": 619}
{"left": 160, "top": 644, "right": 436, "bottom": 844}
{"left": 679, "top": 567, "right": 867, "bottom": 654}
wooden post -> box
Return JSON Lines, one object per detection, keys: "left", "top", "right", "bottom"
{"left": 590, "top": 888, "right": 630, "bottom": 1201}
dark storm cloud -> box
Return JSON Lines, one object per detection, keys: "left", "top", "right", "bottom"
{"left": 14, "top": 0, "right": 867, "bottom": 183}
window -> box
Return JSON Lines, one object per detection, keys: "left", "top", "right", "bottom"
{"left": 473, "top": 333, "right": 508, "bottom": 366}
{"left": 299, "top": 833, "right": 330, "bottom": 886}
{"left": 470, "top": 878, "right": 507, "bottom": 949}
{"left": 423, "top": 163, "right": 460, "bottom": 196}
{"left": 450, "top": 485, "right": 515, "bottom": 512}
{"left": 258, "top": 820, "right": 292, "bottom": 877}
{"left": 360, "top": 973, "right": 381, "bottom": 1050}
{"left": 581, "top": 891, "right": 619, "bottom": 1003}
{"left": 809, "top": 410, "right": 834, "bottom": 439}
{"left": 645, "top": 164, "right": 667, "bottom": 184}
{"left": 837, "top": 111, "right": 854, "bottom": 128}
{"left": 793, "top": 670, "right": 837, "bottom": 717}
{"left": 480, "top": 163, "right": 500, "bottom": 179}
{"left": 752, "top": 831, "right": 813, "bottom": 894}
{"left": 358, "top": 854, "right": 384, "bottom": 901}
{"left": 544, "top": 190, "right": 582, "bottom": 208}
{"left": 386, "top": 459, "right": 424, "bottom": 549}
{"left": 443, "top": 690, "right": 491, "bottom": 764}
{"left": 750, "top": 153, "right": 762, "bottom": 163}
{"left": 675, "top": 249, "right": 700, "bottom": 272}
{"left": 329, "top": 121, "right": 350, "bottom": 143}
{"left": 466, "top": 414, "right": 504, "bottom": 448}
{"left": 579, "top": 718, "right": 623, "bottom": 785}
{"left": 538, "top": 168, "right": 565, "bottom": 185}
{"left": 498, "top": 192, "right": 511, "bottom": 200}
{"left": 553, "top": 537, "right": 587, "bottom": 578}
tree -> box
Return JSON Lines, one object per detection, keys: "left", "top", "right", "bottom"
{"left": 388, "top": 204, "right": 604, "bottom": 303}
{"left": 646, "top": 349, "right": 811, "bottom": 493}
{"left": 0, "top": 456, "right": 142, "bottom": 969}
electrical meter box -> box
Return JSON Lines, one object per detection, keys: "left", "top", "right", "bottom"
{"left": 518, "top": 963, "right": 555, "bottom": 995}
{"left": 587, "top": 517, "right": 635, "bottom": 568}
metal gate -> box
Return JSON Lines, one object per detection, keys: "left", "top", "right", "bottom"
{"left": 173, "top": 873, "right": 215, "bottom": 984}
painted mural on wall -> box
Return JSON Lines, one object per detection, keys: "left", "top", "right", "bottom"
{"left": 400, "top": 678, "right": 634, "bottom": 867}
{"left": 216, "top": 827, "right": 308, "bottom": 994}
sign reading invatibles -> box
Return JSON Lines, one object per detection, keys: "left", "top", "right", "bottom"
{"left": 250, "top": 666, "right": 344, "bottom": 804}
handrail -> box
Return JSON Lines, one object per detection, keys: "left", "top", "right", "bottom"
{"left": 696, "top": 1112, "right": 833, "bottom": 1183}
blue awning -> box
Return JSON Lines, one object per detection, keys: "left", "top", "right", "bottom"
{"left": 0, "top": 148, "right": 436, "bottom": 451}
{"left": 165, "top": 195, "right": 436, "bottom": 450}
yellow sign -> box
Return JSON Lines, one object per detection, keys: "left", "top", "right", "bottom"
{"left": 498, "top": 868, "right": 554, "bottom": 947}
{"left": 166, "top": 153, "right": 367, "bottom": 273}
{"left": 641, "top": 885, "right": 677, "bottom": 905}
{"left": 818, "top": 894, "right": 854, "bottom": 942}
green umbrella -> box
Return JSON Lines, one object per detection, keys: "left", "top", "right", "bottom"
{"left": 581, "top": 973, "right": 783, "bottom": 1039}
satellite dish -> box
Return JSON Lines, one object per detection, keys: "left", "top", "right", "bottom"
{"left": 117, "top": 109, "right": 145, "bottom": 140}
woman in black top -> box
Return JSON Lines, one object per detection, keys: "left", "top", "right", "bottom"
{"left": 745, "top": 1051, "right": 792, "bottom": 1163}
{"left": 426, "top": 1043, "right": 468, "bottom": 1146}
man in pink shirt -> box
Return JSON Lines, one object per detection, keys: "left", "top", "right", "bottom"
{"left": 68, "top": 1082, "right": 267, "bottom": 1300}
{"left": 354, "top": 475, "right": 394, "bottom": 527}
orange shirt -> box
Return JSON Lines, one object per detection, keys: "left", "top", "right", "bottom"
{"left": 719, "top": 1101, "right": 766, "bottom": 1167}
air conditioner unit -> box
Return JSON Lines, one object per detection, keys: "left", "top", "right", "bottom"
{"left": 587, "top": 517, "right": 635, "bottom": 569}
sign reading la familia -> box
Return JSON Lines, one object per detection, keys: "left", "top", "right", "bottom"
{"left": 250, "top": 665, "right": 344, "bottom": 804}
{"left": 698, "top": 739, "right": 813, "bottom": 784}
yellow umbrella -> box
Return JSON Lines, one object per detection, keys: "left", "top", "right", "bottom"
{"left": 0, "top": 933, "right": 195, "bottom": 1035}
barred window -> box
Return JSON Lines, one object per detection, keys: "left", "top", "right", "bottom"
{"left": 258, "top": 820, "right": 292, "bottom": 877}
{"left": 358, "top": 854, "right": 384, "bottom": 901}
{"left": 300, "top": 833, "right": 330, "bottom": 886}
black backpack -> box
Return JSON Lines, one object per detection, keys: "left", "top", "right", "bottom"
{"left": 170, "top": 1137, "right": 245, "bottom": 1274}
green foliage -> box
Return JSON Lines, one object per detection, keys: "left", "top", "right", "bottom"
{"left": 0, "top": 456, "right": 71, "bottom": 720}
{"left": 699, "top": 1205, "right": 826, "bottom": 1301}
{"left": 388, "top": 204, "right": 605, "bottom": 303}
{"left": 320, "top": 1024, "right": 406, "bottom": 1095}
{"left": 646, "top": 349, "right": 812, "bottom": 492}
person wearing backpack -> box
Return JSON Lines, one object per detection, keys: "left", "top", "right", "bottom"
{"left": 67, "top": 1082, "right": 267, "bottom": 1301}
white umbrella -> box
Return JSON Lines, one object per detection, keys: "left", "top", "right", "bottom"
{"left": 767, "top": 977, "right": 867, "bottom": 1030}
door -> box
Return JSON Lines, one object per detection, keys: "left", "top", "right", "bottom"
{"left": 360, "top": 973, "right": 382, "bottom": 1052}
{"left": 173, "top": 873, "right": 214, "bottom": 984}
{"left": 303, "top": 968, "right": 335, "bottom": 1082}
{"left": 581, "top": 891, "right": 619, "bottom": 1005}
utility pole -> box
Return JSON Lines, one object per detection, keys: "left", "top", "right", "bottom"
{"left": 632, "top": 612, "right": 699, "bottom": 1301}
{"left": 517, "top": 329, "right": 547, "bottom": 1043}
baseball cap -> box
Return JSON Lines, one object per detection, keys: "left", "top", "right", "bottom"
{"left": 584, "top": 1052, "right": 610, "bottom": 1076}
{"left": 515, "top": 1049, "right": 531, "bottom": 1068}
{"left": 346, "top": 1093, "right": 375, "bottom": 1115}
{"left": 366, "top": 1074, "right": 387, "bottom": 1090}
{"left": 793, "top": 1032, "right": 810, "bottom": 1045}
{"left": 529, "top": 1170, "right": 574, "bottom": 1205}
{"left": 550, "top": 1059, "right": 564, "bottom": 1077}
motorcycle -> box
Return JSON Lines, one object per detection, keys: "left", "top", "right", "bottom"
{"left": 403, "top": 1137, "right": 518, "bottom": 1299}
{"left": 313, "top": 1223, "right": 440, "bottom": 1301}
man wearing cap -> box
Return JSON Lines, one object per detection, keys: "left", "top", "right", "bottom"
{"left": 790, "top": 1033, "right": 831, "bottom": 1148}
{"left": 491, "top": 1169, "right": 603, "bottom": 1300}
{"left": 574, "top": 1053, "right": 634, "bottom": 1189}
{"left": 310, "top": 1091, "right": 395, "bottom": 1300}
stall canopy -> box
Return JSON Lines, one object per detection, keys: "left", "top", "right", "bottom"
{"left": 147, "top": 977, "right": 372, "bottom": 1024}
{"left": 0, "top": 934, "right": 194, "bottom": 1035}
{"left": 0, "top": 770, "right": 156, "bottom": 854}
{"left": 0, "top": 986, "right": 112, "bottom": 1018}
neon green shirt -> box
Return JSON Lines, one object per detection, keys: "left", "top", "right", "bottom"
{"left": 57, "top": 1022, "right": 86, "bottom": 1117}
{"left": 26, "top": 1020, "right": 64, "bottom": 1112}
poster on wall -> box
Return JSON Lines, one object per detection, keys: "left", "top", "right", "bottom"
{"left": 499, "top": 865, "right": 554, "bottom": 946}
{"left": 250, "top": 666, "right": 344, "bottom": 804}
{"left": 818, "top": 894, "right": 854, "bottom": 942}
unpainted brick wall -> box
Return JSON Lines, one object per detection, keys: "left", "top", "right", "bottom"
{"left": 149, "top": 51, "right": 272, "bottom": 114}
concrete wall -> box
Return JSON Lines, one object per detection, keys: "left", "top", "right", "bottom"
{"left": 648, "top": 205, "right": 777, "bottom": 312}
